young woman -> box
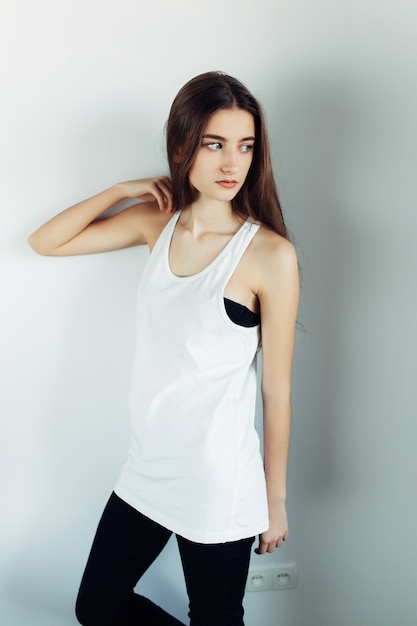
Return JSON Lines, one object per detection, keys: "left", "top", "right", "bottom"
{"left": 29, "top": 71, "right": 299, "bottom": 626}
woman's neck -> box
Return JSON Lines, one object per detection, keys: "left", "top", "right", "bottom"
{"left": 181, "top": 199, "right": 243, "bottom": 237}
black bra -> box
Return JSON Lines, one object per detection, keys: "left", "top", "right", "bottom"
{"left": 224, "top": 298, "right": 260, "bottom": 328}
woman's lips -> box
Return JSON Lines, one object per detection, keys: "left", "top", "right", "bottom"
{"left": 216, "top": 180, "right": 238, "bottom": 189}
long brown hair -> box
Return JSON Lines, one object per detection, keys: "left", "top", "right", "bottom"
{"left": 166, "top": 71, "right": 289, "bottom": 240}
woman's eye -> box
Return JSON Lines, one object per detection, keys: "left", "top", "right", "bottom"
{"left": 240, "top": 144, "right": 254, "bottom": 153}
{"left": 206, "top": 142, "right": 222, "bottom": 150}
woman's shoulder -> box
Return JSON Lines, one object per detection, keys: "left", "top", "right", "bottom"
{"left": 250, "top": 224, "right": 297, "bottom": 271}
{"left": 126, "top": 201, "right": 176, "bottom": 248}
{"left": 248, "top": 226, "right": 299, "bottom": 305}
{"left": 236, "top": 224, "right": 298, "bottom": 299}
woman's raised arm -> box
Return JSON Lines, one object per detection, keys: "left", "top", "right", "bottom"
{"left": 28, "top": 177, "right": 173, "bottom": 256}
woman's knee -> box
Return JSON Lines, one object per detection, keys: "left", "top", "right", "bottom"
{"left": 75, "top": 589, "right": 98, "bottom": 626}
{"left": 75, "top": 585, "right": 123, "bottom": 626}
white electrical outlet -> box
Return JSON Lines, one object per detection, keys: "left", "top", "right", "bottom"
{"left": 246, "top": 563, "right": 298, "bottom": 592}
{"left": 272, "top": 563, "right": 297, "bottom": 590}
{"left": 246, "top": 570, "right": 272, "bottom": 592}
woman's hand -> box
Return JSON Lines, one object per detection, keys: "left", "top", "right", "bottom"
{"left": 117, "top": 177, "right": 173, "bottom": 213}
{"left": 255, "top": 501, "right": 289, "bottom": 554}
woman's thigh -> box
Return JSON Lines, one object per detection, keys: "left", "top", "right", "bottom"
{"left": 176, "top": 535, "right": 255, "bottom": 626}
{"left": 76, "top": 492, "right": 173, "bottom": 625}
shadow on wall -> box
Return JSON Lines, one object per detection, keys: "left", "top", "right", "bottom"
{"left": 269, "top": 71, "right": 364, "bottom": 496}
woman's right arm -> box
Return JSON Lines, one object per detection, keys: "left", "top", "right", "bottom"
{"left": 28, "top": 177, "right": 173, "bottom": 256}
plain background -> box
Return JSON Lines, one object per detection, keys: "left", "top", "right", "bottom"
{"left": 1, "top": 1, "right": 416, "bottom": 624}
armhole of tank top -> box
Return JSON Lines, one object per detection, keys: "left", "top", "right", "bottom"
{"left": 218, "top": 222, "right": 261, "bottom": 332}
{"left": 148, "top": 211, "right": 180, "bottom": 260}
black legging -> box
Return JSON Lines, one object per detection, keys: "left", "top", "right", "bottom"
{"left": 76, "top": 492, "right": 254, "bottom": 626}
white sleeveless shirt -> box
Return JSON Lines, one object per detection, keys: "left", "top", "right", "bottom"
{"left": 114, "top": 211, "right": 269, "bottom": 543}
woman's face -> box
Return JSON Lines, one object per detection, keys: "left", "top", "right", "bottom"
{"left": 188, "top": 108, "right": 255, "bottom": 204}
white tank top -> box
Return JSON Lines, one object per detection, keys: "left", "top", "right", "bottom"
{"left": 114, "top": 211, "right": 269, "bottom": 543}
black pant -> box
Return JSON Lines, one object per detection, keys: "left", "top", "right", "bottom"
{"left": 76, "top": 493, "right": 254, "bottom": 626}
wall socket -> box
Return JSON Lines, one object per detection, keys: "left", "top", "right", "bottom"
{"left": 246, "top": 563, "right": 298, "bottom": 592}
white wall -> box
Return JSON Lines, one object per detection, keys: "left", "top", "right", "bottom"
{"left": 1, "top": 1, "right": 417, "bottom": 624}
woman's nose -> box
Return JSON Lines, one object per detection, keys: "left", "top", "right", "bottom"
{"left": 220, "top": 150, "right": 239, "bottom": 174}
